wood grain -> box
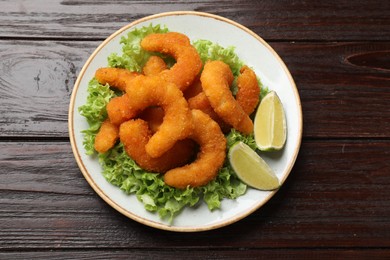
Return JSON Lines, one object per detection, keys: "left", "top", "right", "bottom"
{"left": 0, "top": 40, "right": 98, "bottom": 137}
{"left": 0, "top": 0, "right": 389, "bottom": 41}
{"left": 271, "top": 41, "right": 390, "bottom": 138}
{"left": 1, "top": 141, "right": 389, "bottom": 249}
{"left": 1, "top": 1, "right": 389, "bottom": 257}
{"left": 0, "top": 41, "right": 388, "bottom": 138}
{"left": 0, "top": 249, "right": 389, "bottom": 259}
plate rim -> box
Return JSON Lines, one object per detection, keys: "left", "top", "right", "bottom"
{"left": 68, "top": 10, "right": 303, "bottom": 232}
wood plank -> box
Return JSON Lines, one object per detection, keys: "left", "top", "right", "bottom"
{"left": 0, "top": 40, "right": 389, "bottom": 138}
{"left": 0, "top": 0, "right": 389, "bottom": 41}
{"left": 0, "top": 249, "right": 389, "bottom": 259}
{"left": 0, "top": 40, "right": 99, "bottom": 137}
{"left": 0, "top": 141, "right": 389, "bottom": 249}
{"left": 270, "top": 41, "right": 390, "bottom": 138}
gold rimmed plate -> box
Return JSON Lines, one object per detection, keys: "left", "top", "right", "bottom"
{"left": 68, "top": 11, "right": 302, "bottom": 232}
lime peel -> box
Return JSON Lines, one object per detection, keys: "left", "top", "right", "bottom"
{"left": 228, "top": 142, "right": 280, "bottom": 191}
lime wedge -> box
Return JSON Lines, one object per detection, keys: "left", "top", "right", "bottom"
{"left": 254, "top": 91, "right": 286, "bottom": 151}
{"left": 229, "top": 142, "right": 280, "bottom": 190}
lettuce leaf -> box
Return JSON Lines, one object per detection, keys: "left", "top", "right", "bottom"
{"left": 193, "top": 39, "right": 244, "bottom": 76}
{"left": 108, "top": 24, "right": 169, "bottom": 71}
{"left": 79, "top": 24, "right": 266, "bottom": 222}
{"left": 227, "top": 129, "right": 257, "bottom": 151}
{"left": 78, "top": 79, "right": 117, "bottom": 155}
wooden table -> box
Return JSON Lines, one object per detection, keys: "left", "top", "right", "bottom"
{"left": 1, "top": 1, "right": 389, "bottom": 258}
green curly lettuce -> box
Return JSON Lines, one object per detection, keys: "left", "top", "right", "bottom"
{"left": 108, "top": 24, "right": 169, "bottom": 72}
{"left": 193, "top": 39, "right": 244, "bottom": 76}
{"left": 79, "top": 24, "right": 267, "bottom": 222}
{"left": 78, "top": 79, "right": 117, "bottom": 155}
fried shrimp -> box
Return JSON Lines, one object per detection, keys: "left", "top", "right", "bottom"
{"left": 94, "top": 119, "right": 119, "bottom": 153}
{"left": 141, "top": 32, "right": 202, "bottom": 91}
{"left": 164, "top": 109, "right": 226, "bottom": 189}
{"left": 142, "top": 56, "right": 167, "bottom": 76}
{"left": 142, "top": 31, "right": 191, "bottom": 47}
{"left": 124, "top": 75, "right": 193, "bottom": 158}
{"left": 200, "top": 60, "right": 254, "bottom": 134}
{"left": 188, "top": 92, "right": 231, "bottom": 133}
{"left": 95, "top": 67, "right": 140, "bottom": 92}
{"left": 183, "top": 75, "right": 202, "bottom": 100}
{"left": 236, "top": 66, "right": 260, "bottom": 115}
{"left": 120, "top": 119, "right": 196, "bottom": 173}
{"left": 107, "top": 76, "right": 193, "bottom": 157}
{"left": 106, "top": 94, "right": 134, "bottom": 126}
{"left": 138, "top": 106, "right": 164, "bottom": 133}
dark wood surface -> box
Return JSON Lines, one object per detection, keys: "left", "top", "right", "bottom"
{"left": 1, "top": 1, "right": 389, "bottom": 259}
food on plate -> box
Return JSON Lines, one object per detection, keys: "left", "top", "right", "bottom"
{"left": 138, "top": 106, "right": 164, "bottom": 133}
{"left": 200, "top": 60, "right": 254, "bottom": 134}
{"left": 183, "top": 75, "right": 202, "bottom": 100}
{"left": 142, "top": 56, "right": 168, "bottom": 76}
{"left": 236, "top": 66, "right": 260, "bottom": 115}
{"left": 79, "top": 24, "right": 273, "bottom": 221}
{"left": 187, "top": 92, "right": 231, "bottom": 133}
{"left": 106, "top": 94, "right": 134, "bottom": 126}
{"left": 254, "top": 91, "right": 287, "bottom": 151}
{"left": 141, "top": 32, "right": 202, "bottom": 90}
{"left": 120, "top": 119, "right": 196, "bottom": 173}
{"left": 187, "top": 65, "right": 260, "bottom": 133}
{"left": 229, "top": 142, "right": 280, "bottom": 190}
{"left": 95, "top": 67, "right": 140, "bottom": 92}
{"left": 125, "top": 75, "right": 193, "bottom": 158}
{"left": 105, "top": 74, "right": 193, "bottom": 158}
{"left": 94, "top": 119, "right": 119, "bottom": 153}
{"left": 143, "top": 31, "right": 191, "bottom": 46}
{"left": 164, "top": 109, "right": 227, "bottom": 189}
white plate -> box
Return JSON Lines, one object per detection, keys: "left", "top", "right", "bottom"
{"left": 68, "top": 11, "right": 302, "bottom": 232}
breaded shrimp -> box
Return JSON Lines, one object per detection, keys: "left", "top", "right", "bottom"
{"left": 236, "top": 66, "right": 260, "bottom": 115}
{"left": 142, "top": 31, "right": 191, "bottom": 47}
{"left": 95, "top": 67, "right": 140, "bottom": 92}
{"left": 141, "top": 32, "right": 202, "bottom": 91}
{"left": 120, "top": 119, "right": 196, "bottom": 173}
{"left": 183, "top": 75, "right": 202, "bottom": 100}
{"left": 138, "top": 106, "right": 164, "bottom": 133}
{"left": 106, "top": 94, "right": 134, "bottom": 126}
{"left": 125, "top": 75, "right": 193, "bottom": 158}
{"left": 94, "top": 119, "right": 119, "bottom": 153}
{"left": 164, "top": 109, "right": 226, "bottom": 189}
{"left": 188, "top": 92, "right": 231, "bottom": 133}
{"left": 142, "top": 56, "right": 167, "bottom": 76}
{"left": 200, "top": 60, "right": 254, "bottom": 134}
